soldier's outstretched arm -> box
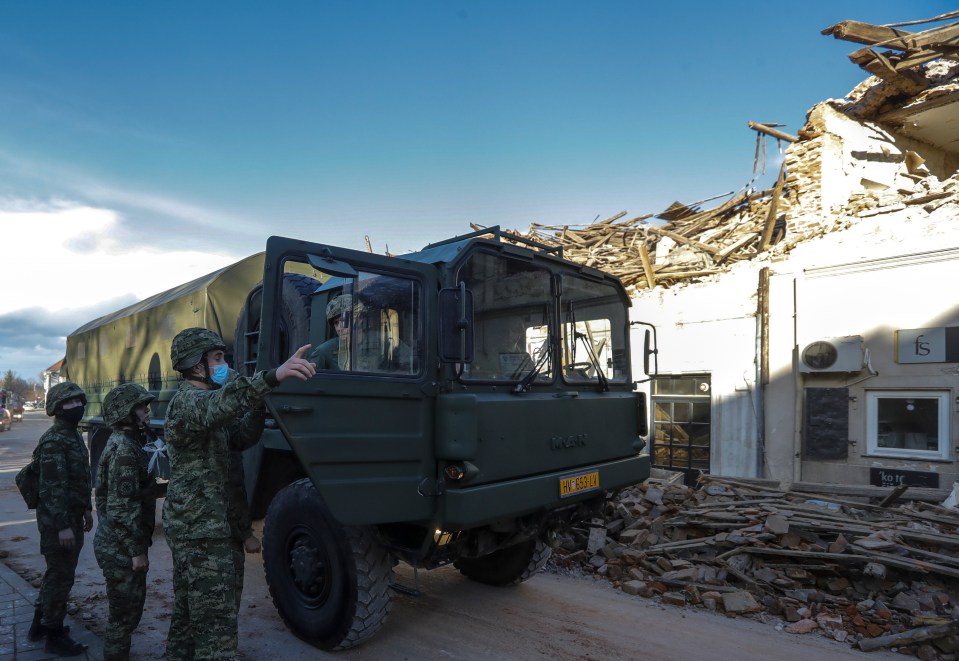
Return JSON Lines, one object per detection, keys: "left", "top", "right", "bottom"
{"left": 276, "top": 344, "right": 316, "bottom": 382}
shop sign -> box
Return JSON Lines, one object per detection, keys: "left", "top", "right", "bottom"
{"left": 895, "top": 327, "right": 959, "bottom": 364}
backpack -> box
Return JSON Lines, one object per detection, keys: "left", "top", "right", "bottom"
{"left": 15, "top": 459, "right": 39, "bottom": 510}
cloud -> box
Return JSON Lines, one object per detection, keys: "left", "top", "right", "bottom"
{"left": 0, "top": 148, "right": 264, "bottom": 242}
{"left": 3, "top": 199, "right": 245, "bottom": 381}
{"left": 4, "top": 201, "right": 242, "bottom": 312}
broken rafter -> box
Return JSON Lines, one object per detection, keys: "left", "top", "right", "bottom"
{"left": 747, "top": 121, "right": 798, "bottom": 143}
{"left": 645, "top": 226, "right": 719, "bottom": 255}
{"left": 759, "top": 162, "right": 786, "bottom": 252}
{"left": 823, "top": 18, "right": 959, "bottom": 53}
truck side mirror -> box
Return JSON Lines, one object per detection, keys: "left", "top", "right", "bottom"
{"left": 307, "top": 249, "right": 358, "bottom": 278}
{"left": 439, "top": 285, "right": 474, "bottom": 363}
{"left": 630, "top": 321, "right": 658, "bottom": 385}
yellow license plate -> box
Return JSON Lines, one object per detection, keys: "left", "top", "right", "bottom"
{"left": 559, "top": 471, "right": 600, "bottom": 498}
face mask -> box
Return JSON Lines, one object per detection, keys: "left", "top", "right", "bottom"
{"left": 210, "top": 364, "right": 230, "bottom": 386}
{"left": 59, "top": 406, "right": 85, "bottom": 425}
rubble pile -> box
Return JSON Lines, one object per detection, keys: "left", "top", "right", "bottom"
{"left": 553, "top": 476, "right": 959, "bottom": 658}
{"left": 486, "top": 186, "right": 785, "bottom": 291}
{"left": 485, "top": 15, "right": 959, "bottom": 295}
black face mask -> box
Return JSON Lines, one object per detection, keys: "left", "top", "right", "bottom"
{"left": 58, "top": 406, "right": 85, "bottom": 426}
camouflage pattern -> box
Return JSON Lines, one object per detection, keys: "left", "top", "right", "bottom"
{"left": 224, "top": 368, "right": 264, "bottom": 611}
{"left": 167, "top": 538, "right": 236, "bottom": 660}
{"left": 45, "top": 381, "right": 86, "bottom": 416}
{"left": 162, "top": 368, "right": 277, "bottom": 658}
{"left": 99, "top": 568, "right": 146, "bottom": 661}
{"left": 35, "top": 416, "right": 92, "bottom": 627}
{"left": 94, "top": 428, "right": 156, "bottom": 661}
{"left": 102, "top": 382, "right": 154, "bottom": 427}
{"left": 326, "top": 293, "right": 352, "bottom": 320}
{"left": 170, "top": 327, "right": 227, "bottom": 370}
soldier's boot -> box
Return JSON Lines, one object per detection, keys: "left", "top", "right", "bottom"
{"left": 27, "top": 609, "right": 44, "bottom": 641}
{"left": 44, "top": 625, "right": 86, "bottom": 657}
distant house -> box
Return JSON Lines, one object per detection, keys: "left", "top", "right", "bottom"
{"left": 43, "top": 358, "right": 64, "bottom": 404}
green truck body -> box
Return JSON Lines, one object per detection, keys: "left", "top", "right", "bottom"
{"left": 65, "top": 228, "right": 653, "bottom": 650}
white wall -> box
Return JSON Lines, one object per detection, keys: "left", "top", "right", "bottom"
{"left": 632, "top": 204, "right": 959, "bottom": 486}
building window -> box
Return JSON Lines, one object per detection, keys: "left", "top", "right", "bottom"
{"left": 865, "top": 390, "right": 949, "bottom": 460}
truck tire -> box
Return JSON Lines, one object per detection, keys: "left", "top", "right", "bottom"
{"left": 234, "top": 274, "right": 320, "bottom": 376}
{"left": 454, "top": 537, "right": 552, "bottom": 586}
{"left": 263, "top": 478, "right": 393, "bottom": 650}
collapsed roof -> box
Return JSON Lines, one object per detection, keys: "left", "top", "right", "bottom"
{"left": 501, "top": 12, "right": 959, "bottom": 292}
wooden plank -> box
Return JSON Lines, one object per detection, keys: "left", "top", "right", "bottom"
{"left": 646, "top": 226, "right": 720, "bottom": 255}
{"left": 715, "top": 233, "right": 758, "bottom": 263}
{"left": 821, "top": 20, "right": 917, "bottom": 47}
{"left": 706, "top": 475, "right": 950, "bottom": 503}
{"left": 823, "top": 19, "right": 959, "bottom": 52}
{"left": 639, "top": 243, "right": 657, "bottom": 289}
{"left": 859, "top": 623, "right": 959, "bottom": 653}
{"left": 759, "top": 162, "right": 786, "bottom": 251}
{"left": 747, "top": 121, "right": 798, "bottom": 143}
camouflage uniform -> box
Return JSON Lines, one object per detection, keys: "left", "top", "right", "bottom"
{"left": 94, "top": 427, "right": 155, "bottom": 661}
{"left": 163, "top": 370, "right": 277, "bottom": 660}
{"left": 225, "top": 397, "right": 264, "bottom": 613}
{"left": 35, "top": 392, "right": 91, "bottom": 637}
{"left": 307, "top": 294, "right": 352, "bottom": 370}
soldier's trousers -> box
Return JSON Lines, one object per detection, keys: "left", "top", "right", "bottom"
{"left": 166, "top": 537, "right": 236, "bottom": 661}
{"left": 98, "top": 558, "right": 146, "bottom": 661}
{"left": 38, "top": 537, "right": 82, "bottom": 627}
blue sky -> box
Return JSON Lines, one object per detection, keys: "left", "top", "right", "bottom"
{"left": 0, "top": 1, "right": 951, "bottom": 383}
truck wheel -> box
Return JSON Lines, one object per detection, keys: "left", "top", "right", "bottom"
{"left": 263, "top": 478, "right": 393, "bottom": 650}
{"left": 454, "top": 537, "right": 552, "bottom": 586}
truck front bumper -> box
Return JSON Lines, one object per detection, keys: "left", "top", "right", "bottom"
{"left": 439, "top": 454, "right": 650, "bottom": 530}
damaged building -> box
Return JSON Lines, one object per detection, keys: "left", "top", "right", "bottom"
{"left": 511, "top": 12, "right": 959, "bottom": 494}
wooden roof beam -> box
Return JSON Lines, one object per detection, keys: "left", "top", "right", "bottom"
{"left": 824, "top": 19, "right": 959, "bottom": 52}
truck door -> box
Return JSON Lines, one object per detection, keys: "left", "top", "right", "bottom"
{"left": 258, "top": 236, "right": 439, "bottom": 525}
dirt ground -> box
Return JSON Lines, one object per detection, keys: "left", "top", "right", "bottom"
{"left": 0, "top": 412, "right": 902, "bottom": 660}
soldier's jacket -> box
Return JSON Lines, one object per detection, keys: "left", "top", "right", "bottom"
{"left": 162, "top": 370, "right": 277, "bottom": 541}
{"left": 94, "top": 430, "right": 155, "bottom": 559}
{"left": 37, "top": 418, "right": 92, "bottom": 535}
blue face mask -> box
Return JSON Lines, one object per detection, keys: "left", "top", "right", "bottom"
{"left": 210, "top": 364, "right": 230, "bottom": 386}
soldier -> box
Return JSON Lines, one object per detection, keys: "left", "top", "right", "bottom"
{"left": 94, "top": 383, "right": 158, "bottom": 661}
{"left": 163, "top": 327, "right": 315, "bottom": 660}
{"left": 28, "top": 381, "right": 92, "bottom": 656}
{"left": 308, "top": 294, "right": 353, "bottom": 369}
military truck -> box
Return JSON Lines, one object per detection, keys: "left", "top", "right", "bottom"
{"left": 65, "top": 228, "right": 654, "bottom": 650}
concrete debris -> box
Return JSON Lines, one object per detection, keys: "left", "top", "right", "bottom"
{"left": 552, "top": 475, "right": 959, "bottom": 657}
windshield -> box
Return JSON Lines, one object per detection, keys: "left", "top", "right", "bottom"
{"left": 455, "top": 251, "right": 554, "bottom": 384}
{"left": 561, "top": 275, "right": 628, "bottom": 384}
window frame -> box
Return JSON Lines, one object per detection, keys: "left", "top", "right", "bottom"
{"left": 864, "top": 389, "right": 950, "bottom": 460}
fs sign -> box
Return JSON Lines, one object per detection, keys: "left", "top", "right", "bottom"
{"left": 895, "top": 327, "right": 959, "bottom": 364}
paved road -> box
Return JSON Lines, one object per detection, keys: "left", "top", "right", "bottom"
{"left": 0, "top": 411, "right": 899, "bottom": 660}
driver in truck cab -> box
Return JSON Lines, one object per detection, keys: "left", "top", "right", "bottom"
{"left": 309, "top": 294, "right": 353, "bottom": 370}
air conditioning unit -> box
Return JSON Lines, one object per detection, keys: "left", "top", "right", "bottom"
{"left": 799, "top": 336, "right": 863, "bottom": 373}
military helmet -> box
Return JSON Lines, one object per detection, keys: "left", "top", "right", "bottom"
{"left": 326, "top": 294, "right": 353, "bottom": 321}
{"left": 171, "top": 327, "right": 226, "bottom": 370}
{"left": 102, "top": 383, "right": 155, "bottom": 427}
{"left": 45, "top": 382, "right": 87, "bottom": 416}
